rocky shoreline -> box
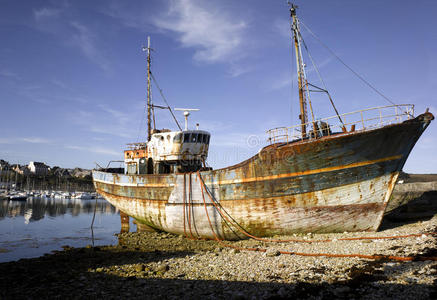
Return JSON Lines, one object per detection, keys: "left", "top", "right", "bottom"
{"left": 1, "top": 215, "right": 436, "bottom": 299}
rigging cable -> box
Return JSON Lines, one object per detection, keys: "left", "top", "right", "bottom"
{"left": 297, "top": 31, "right": 345, "bottom": 126}
{"left": 300, "top": 21, "right": 404, "bottom": 112}
{"left": 151, "top": 87, "right": 156, "bottom": 130}
{"left": 150, "top": 72, "right": 183, "bottom": 131}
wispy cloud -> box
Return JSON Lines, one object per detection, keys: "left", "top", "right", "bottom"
{"left": 69, "top": 21, "right": 112, "bottom": 73}
{"left": 102, "top": 0, "right": 252, "bottom": 76}
{"left": 273, "top": 18, "right": 292, "bottom": 40}
{"left": 0, "top": 70, "right": 21, "bottom": 81}
{"left": 20, "top": 137, "right": 51, "bottom": 144}
{"left": 97, "top": 104, "right": 131, "bottom": 124}
{"left": 17, "top": 85, "right": 51, "bottom": 104}
{"left": 69, "top": 105, "right": 142, "bottom": 139}
{"left": 34, "top": 7, "right": 62, "bottom": 21}
{"left": 16, "top": 83, "right": 89, "bottom": 105}
{"left": 228, "top": 63, "right": 254, "bottom": 78}
{"left": 0, "top": 137, "right": 51, "bottom": 144}
{"left": 32, "top": 3, "right": 112, "bottom": 74}
{"left": 153, "top": 0, "right": 247, "bottom": 63}
{"left": 65, "top": 145, "right": 120, "bottom": 156}
{"left": 155, "top": 0, "right": 248, "bottom": 63}
{"left": 88, "top": 126, "right": 132, "bottom": 138}
{"left": 51, "top": 79, "right": 68, "bottom": 89}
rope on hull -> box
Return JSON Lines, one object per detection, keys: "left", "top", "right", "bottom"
{"left": 196, "top": 171, "right": 437, "bottom": 262}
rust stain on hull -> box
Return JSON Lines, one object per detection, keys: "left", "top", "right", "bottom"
{"left": 208, "top": 154, "right": 402, "bottom": 185}
{"left": 93, "top": 114, "right": 433, "bottom": 240}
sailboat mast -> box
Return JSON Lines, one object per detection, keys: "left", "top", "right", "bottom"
{"left": 146, "top": 36, "right": 152, "bottom": 141}
{"left": 290, "top": 4, "right": 308, "bottom": 138}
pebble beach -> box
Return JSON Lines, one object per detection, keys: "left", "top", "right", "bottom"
{"left": 1, "top": 215, "right": 436, "bottom": 299}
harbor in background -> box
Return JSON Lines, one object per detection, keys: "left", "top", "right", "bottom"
{"left": 0, "top": 196, "right": 123, "bottom": 262}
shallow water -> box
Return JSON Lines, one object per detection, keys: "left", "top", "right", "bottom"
{"left": 0, "top": 197, "right": 126, "bottom": 262}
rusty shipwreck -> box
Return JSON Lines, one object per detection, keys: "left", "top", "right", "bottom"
{"left": 92, "top": 5, "right": 434, "bottom": 239}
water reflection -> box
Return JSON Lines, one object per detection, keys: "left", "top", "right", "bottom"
{"left": 0, "top": 197, "right": 118, "bottom": 222}
{"left": 0, "top": 197, "right": 122, "bottom": 263}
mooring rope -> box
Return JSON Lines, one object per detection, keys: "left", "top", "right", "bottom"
{"left": 196, "top": 171, "right": 436, "bottom": 243}
{"left": 196, "top": 171, "right": 437, "bottom": 262}
{"left": 187, "top": 173, "right": 195, "bottom": 239}
{"left": 182, "top": 173, "right": 188, "bottom": 238}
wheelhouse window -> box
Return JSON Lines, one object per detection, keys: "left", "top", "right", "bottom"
{"left": 182, "top": 132, "right": 210, "bottom": 143}
{"left": 174, "top": 133, "right": 182, "bottom": 142}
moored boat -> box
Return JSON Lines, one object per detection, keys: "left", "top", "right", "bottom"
{"left": 72, "top": 192, "right": 93, "bottom": 200}
{"left": 8, "top": 192, "right": 28, "bottom": 201}
{"left": 92, "top": 5, "right": 433, "bottom": 240}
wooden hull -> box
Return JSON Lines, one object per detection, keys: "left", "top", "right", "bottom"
{"left": 93, "top": 114, "right": 432, "bottom": 239}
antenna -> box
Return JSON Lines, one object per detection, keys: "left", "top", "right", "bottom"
{"left": 175, "top": 108, "right": 199, "bottom": 130}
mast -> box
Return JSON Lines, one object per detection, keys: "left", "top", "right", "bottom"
{"left": 143, "top": 36, "right": 152, "bottom": 141}
{"left": 290, "top": 4, "right": 308, "bottom": 138}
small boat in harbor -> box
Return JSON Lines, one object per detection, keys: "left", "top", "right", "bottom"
{"left": 8, "top": 192, "right": 28, "bottom": 201}
{"left": 93, "top": 5, "right": 433, "bottom": 240}
{"left": 72, "top": 192, "right": 93, "bottom": 200}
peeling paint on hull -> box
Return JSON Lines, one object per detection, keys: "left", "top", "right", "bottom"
{"left": 93, "top": 116, "right": 432, "bottom": 240}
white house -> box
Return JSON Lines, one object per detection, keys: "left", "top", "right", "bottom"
{"left": 28, "top": 161, "right": 49, "bottom": 176}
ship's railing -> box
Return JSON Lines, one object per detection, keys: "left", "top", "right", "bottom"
{"left": 267, "top": 104, "right": 415, "bottom": 144}
{"left": 125, "top": 142, "right": 146, "bottom": 150}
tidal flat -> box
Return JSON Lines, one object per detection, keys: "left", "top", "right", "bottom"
{"left": 1, "top": 215, "right": 436, "bottom": 299}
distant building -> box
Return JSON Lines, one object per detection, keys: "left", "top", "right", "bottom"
{"left": 53, "top": 168, "right": 71, "bottom": 177}
{"left": 28, "top": 161, "right": 49, "bottom": 176}
{"left": 71, "top": 168, "right": 92, "bottom": 178}
{"left": 13, "top": 164, "right": 30, "bottom": 175}
{"left": 0, "top": 160, "right": 12, "bottom": 188}
{"left": 0, "top": 160, "right": 10, "bottom": 171}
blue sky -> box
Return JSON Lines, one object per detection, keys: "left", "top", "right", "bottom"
{"left": 0, "top": 0, "right": 436, "bottom": 173}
